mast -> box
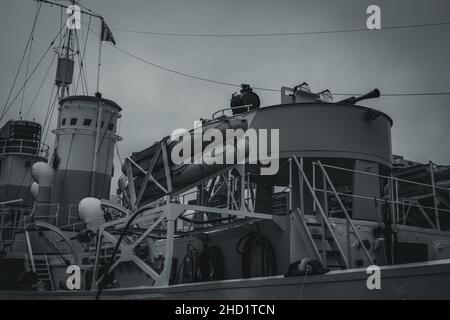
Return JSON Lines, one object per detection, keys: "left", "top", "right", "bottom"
{"left": 54, "top": 2, "right": 76, "bottom": 100}
{"left": 36, "top": 0, "right": 103, "bottom": 100}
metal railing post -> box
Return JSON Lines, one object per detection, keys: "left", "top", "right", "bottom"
{"left": 395, "top": 178, "right": 400, "bottom": 224}
{"left": 312, "top": 162, "right": 316, "bottom": 212}
{"left": 300, "top": 157, "right": 305, "bottom": 217}
{"left": 288, "top": 158, "right": 292, "bottom": 213}
{"left": 429, "top": 161, "right": 441, "bottom": 230}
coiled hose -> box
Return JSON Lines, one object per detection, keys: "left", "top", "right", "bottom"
{"left": 236, "top": 225, "right": 277, "bottom": 278}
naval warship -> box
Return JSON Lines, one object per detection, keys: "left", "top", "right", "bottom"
{"left": 1, "top": 1, "right": 450, "bottom": 300}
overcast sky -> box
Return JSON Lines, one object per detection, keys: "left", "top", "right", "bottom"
{"left": 1, "top": 0, "right": 449, "bottom": 190}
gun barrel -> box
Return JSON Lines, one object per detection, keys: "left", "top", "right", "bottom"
{"left": 339, "top": 89, "right": 380, "bottom": 104}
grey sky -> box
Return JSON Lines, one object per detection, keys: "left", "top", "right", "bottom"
{"left": 1, "top": 0, "right": 450, "bottom": 190}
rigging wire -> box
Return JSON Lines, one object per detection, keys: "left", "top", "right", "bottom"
{"left": 98, "top": 112, "right": 114, "bottom": 151}
{"left": 115, "top": 142, "right": 124, "bottom": 169}
{"left": 24, "top": 53, "right": 57, "bottom": 119}
{"left": 83, "top": 22, "right": 450, "bottom": 97}
{"left": 1, "top": 2, "right": 42, "bottom": 119}
{"left": 43, "top": 90, "right": 59, "bottom": 145}
{"left": 59, "top": 6, "right": 63, "bottom": 46}
{"left": 75, "top": 15, "right": 91, "bottom": 94}
{"left": 100, "top": 130, "right": 113, "bottom": 196}
{"left": 98, "top": 112, "right": 115, "bottom": 194}
{"left": 74, "top": 31, "right": 87, "bottom": 95}
{"left": 110, "top": 43, "right": 450, "bottom": 97}
{"left": 13, "top": 167, "right": 31, "bottom": 200}
{"left": 109, "top": 21, "right": 450, "bottom": 37}
{"left": 42, "top": 86, "right": 57, "bottom": 131}
{"left": 20, "top": 2, "right": 40, "bottom": 119}
{"left": 43, "top": 100, "right": 58, "bottom": 145}
{"left": 58, "top": 133, "right": 75, "bottom": 205}
{"left": 297, "top": 267, "right": 309, "bottom": 299}
{"left": 0, "top": 21, "right": 67, "bottom": 124}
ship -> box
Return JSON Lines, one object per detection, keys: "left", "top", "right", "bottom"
{"left": 1, "top": 1, "right": 450, "bottom": 300}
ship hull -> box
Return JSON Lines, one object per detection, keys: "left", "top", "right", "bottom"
{"left": 1, "top": 259, "right": 450, "bottom": 300}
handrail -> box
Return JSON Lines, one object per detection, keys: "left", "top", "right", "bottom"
{"left": 25, "top": 230, "right": 36, "bottom": 272}
{"left": 0, "top": 199, "right": 24, "bottom": 206}
{"left": 212, "top": 104, "right": 253, "bottom": 119}
{"left": 292, "top": 157, "right": 349, "bottom": 268}
{"left": 312, "top": 187, "right": 450, "bottom": 215}
{"left": 314, "top": 160, "right": 450, "bottom": 231}
{"left": 317, "top": 161, "right": 375, "bottom": 265}
{"left": 0, "top": 138, "right": 49, "bottom": 159}
{"left": 44, "top": 254, "right": 55, "bottom": 290}
{"left": 318, "top": 162, "right": 450, "bottom": 193}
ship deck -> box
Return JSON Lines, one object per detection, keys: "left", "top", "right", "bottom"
{"left": 2, "top": 259, "right": 450, "bottom": 300}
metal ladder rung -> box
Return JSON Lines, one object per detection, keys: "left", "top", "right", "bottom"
{"left": 311, "top": 234, "right": 333, "bottom": 241}
{"left": 306, "top": 222, "right": 322, "bottom": 227}
{"left": 318, "top": 250, "right": 341, "bottom": 256}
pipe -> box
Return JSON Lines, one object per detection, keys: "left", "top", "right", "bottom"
{"left": 91, "top": 97, "right": 104, "bottom": 196}
{"left": 0, "top": 199, "right": 23, "bottom": 206}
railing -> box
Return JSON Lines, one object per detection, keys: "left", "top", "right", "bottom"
{"left": 212, "top": 105, "right": 254, "bottom": 119}
{"left": 0, "top": 139, "right": 49, "bottom": 159}
{"left": 31, "top": 203, "right": 60, "bottom": 225}
{"left": 312, "top": 162, "right": 450, "bottom": 231}
{"left": 0, "top": 207, "right": 28, "bottom": 250}
{"left": 170, "top": 170, "right": 269, "bottom": 232}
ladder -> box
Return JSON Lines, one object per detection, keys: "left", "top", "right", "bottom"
{"left": 25, "top": 254, "right": 55, "bottom": 291}
{"left": 305, "top": 217, "right": 347, "bottom": 270}
{"left": 293, "top": 208, "right": 347, "bottom": 270}
{"left": 293, "top": 157, "right": 350, "bottom": 270}
{"left": 292, "top": 157, "right": 374, "bottom": 270}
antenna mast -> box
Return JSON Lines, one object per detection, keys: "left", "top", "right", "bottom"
{"left": 55, "top": 28, "right": 74, "bottom": 99}
{"left": 36, "top": 0, "right": 102, "bottom": 100}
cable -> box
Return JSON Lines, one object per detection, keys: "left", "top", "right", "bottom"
{"left": 114, "top": 142, "right": 124, "bottom": 169}
{"left": 297, "top": 267, "right": 309, "bottom": 299}
{"left": 42, "top": 93, "right": 58, "bottom": 145}
{"left": 110, "top": 21, "right": 450, "bottom": 37}
{"left": 24, "top": 54, "right": 57, "bottom": 119}
{"left": 85, "top": 20, "right": 450, "bottom": 98}
{"left": 98, "top": 111, "right": 115, "bottom": 195}
{"left": 42, "top": 85, "right": 57, "bottom": 131}
{"left": 178, "top": 243, "right": 200, "bottom": 283}
{"left": 1, "top": 2, "right": 42, "bottom": 119}
{"left": 58, "top": 133, "right": 75, "bottom": 204}
{"left": 100, "top": 125, "right": 113, "bottom": 196}
{"left": 42, "top": 88, "right": 59, "bottom": 144}
{"left": 74, "top": 31, "right": 86, "bottom": 95}
{"left": 198, "top": 244, "right": 224, "bottom": 281}
{"left": 112, "top": 44, "right": 450, "bottom": 97}
{"left": 95, "top": 206, "right": 151, "bottom": 299}
{"left": 98, "top": 112, "right": 114, "bottom": 151}
{"left": 0, "top": 22, "right": 66, "bottom": 124}
{"left": 379, "top": 92, "right": 450, "bottom": 97}
{"left": 20, "top": 3, "right": 39, "bottom": 118}
{"left": 113, "top": 44, "right": 245, "bottom": 90}
{"left": 75, "top": 15, "right": 91, "bottom": 95}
